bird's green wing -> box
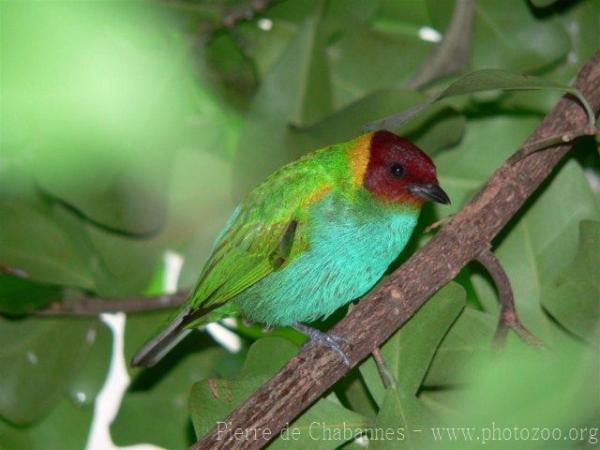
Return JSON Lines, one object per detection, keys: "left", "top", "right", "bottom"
{"left": 189, "top": 220, "right": 299, "bottom": 309}
{"left": 185, "top": 161, "right": 333, "bottom": 323}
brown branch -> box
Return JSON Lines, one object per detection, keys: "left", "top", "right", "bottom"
{"left": 192, "top": 52, "right": 600, "bottom": 450}
{"left": 36, "top": 291, "right": 187, "bottom": 316}
{"left": 371, "top": 347, "right": 396, "bottom": 389}
{"left": 475, "top": 249, "right": 544, "bottom": 348}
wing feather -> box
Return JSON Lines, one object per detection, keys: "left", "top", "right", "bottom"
{"left": 186, "top": 162, "right": 333, "bottom": 319}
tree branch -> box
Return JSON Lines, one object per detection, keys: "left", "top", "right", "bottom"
{"left": 192, "top": 52, "right": 600, "bottom": 450}
{"left": 36, "top": 291, "right": 187, "bottom": 316}
{"left": 475, "top": 249, "right": 543, "bottom": 348}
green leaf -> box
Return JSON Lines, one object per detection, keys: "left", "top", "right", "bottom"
{"left": 423, "top": 307, "right": 496, "bottom": 386}
{"left": 113, "top": 346, "right": 232, "bottom": 449}
{"left": 565, "top": 1, "right": 600, "bottom": 63}
{"left": 542, "top": 220, "right": 600, "bottom": 342}
{"left": 472, "top": 0, "right": 570, "bottom": 72}
{"left": 0, "top": 396, "right": 95, "bottom": 450}
{"left": 366, "top": 69, "right": 592, "bottom": 131}
{"left": 259, "top": 0, "right": 332, "bottom": 127}
{"left": 326, "top": 0, "right": 437, "bottom": 105}
{"left": 370, "top": 391, "right": 429, "bottom": 450}
{"left": 233, "top": 0, "right": 333, "bottom": 196}
{"left": 67, "top": 322, "right": 113, "bottom": 408}
{"left": 482, "top": 161, "right": 600, "bottom": 342}
{"left": 432, "top": 339, "right": 598, "bottom": 450}
{"left": 269, "top": 398, "right": 371, "bottom": 450}
{"left": 0, "top": 274, "right": 61, "bottom": 314}
{"left": 2, "top": 1, "right": 214, "bottom": 237}
{"left": 202, "top": 32, "right": 258, "bottom": 109}
{"left": 0, "top": 316, "right": 109, "bottom": 424}
{"left": 0, "top": 0, "right": 245, "bottom": 295}
{"left": 360, "top": 284, "right": 466, "bottom": 449}
{"left": 291, "top": 88, "right": 465, "bottom": 156}
{"left": 374, "top": 0, "right": 433, "bottom": 27}
{"left": 0, "top": 202, "right": 94, "bottom": 289}
{"left": 112, "top": 311, "right": 240, "bottom": 449}
{"left": 555, "top": 0, "right": 600, "bottom": 83}
{"left": 190, "top": 337, "right": 370, "bottom": 448}
{"left": 327, "top": 28, "right": 432, "bottom": 106}
{"left": 529, "top": 0, "right": 558, "bottom": 9}
{"left": 438, "top": 70, "right": 580, "bottom": 98}
{"left": 83, "top": 226, "right": 164, "bottom": 297}
{"left": 403, "top": 106, "right": 466, "bottom": 156}
{"left": 235, "top": 20, "right": 296, "bottom": 84}
{"left": 292, "top": 89, "right": 426, "bottom": 141}
{"left": 0, "top": 319, "right": 110, "bottom": 450}
{"left": 361, "top": 283, "right": 466, "bottom": 405}
{"left": 334, "top": 372, "right": 378, "bottom": 420}
{"left": 3, "top": 2, "right": 172, "bottom": 234}
{"left": 433, "top": 114, "right": 540, "bottom": 215}
{"left": 189, "top": 337, "right": 296, "bottom": 438}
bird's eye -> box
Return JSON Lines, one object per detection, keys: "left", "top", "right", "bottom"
{"left": 389, "top": 163, "right": 405, "bottom": 178}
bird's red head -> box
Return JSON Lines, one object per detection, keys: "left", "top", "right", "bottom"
{"left": 362, "top": 130, "right": 449, "bottom": 207}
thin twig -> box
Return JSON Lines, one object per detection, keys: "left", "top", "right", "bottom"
{"left": 348, "top": 302, "right": 396, "bottom": 388}
{"left": 371, "top": 347, "right": 396, "bottom": 389}
{"left": 192, "top": 52, "right": 600, "bottom": 450}
{"left": 475, "top": 249, "right": 544, "bottom": 348}
{"left": 36, "top": 291, "right": 187, "bottom": 316}
{"left": 509, "top": 126, "right": 599, "bottom": 164}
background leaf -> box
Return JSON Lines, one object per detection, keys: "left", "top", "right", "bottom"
{"left": 0, "top": 317, "right": 110, "bottom": 425}
{"left": 360, "top": 283, "right": 465, "bottom": 449}
{"left": 0, "top": 319, "right": 111, "bottom": 449}
{"left": 0, "top": 275, "right": 62, "bottom": 315}
{"left": 478, "top": 160, "right": 600, "bottom": 342}
{"left": 233, "top": 0, "right": 333, "bottom": 197}
{"left": 367, "top": 69, "right": 590, "bottom": 131}
{"left": 190, "top": 337, "right": 371, "bottom": 448}
{"left": 111, "top": 311, "right": 240, "bottom": 449}
{"left": 0, "top": 202, "right": 94, "bottom": 289}
{"left": 431, "top": 338, "right": 599, "bottom": 450}
{"left": 542, "top": 220, "right": 600, "bottom": 342}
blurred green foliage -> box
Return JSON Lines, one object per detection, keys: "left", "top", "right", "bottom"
{"left": 0, "top": 0, "right": 599, "bottom": 449}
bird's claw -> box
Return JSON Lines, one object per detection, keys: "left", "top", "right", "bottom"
{"left": 320, "top": 333, "right": 352, "bottom": 367}
{"left": 292, "top": 323, "right": 352, "bottom": 367}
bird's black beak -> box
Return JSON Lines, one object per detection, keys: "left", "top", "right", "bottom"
{"left": 408, "top": 183, "right": 451, "bottom": 204}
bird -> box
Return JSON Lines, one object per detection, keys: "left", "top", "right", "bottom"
{"left": 132, "top": 130, "right": 450, "bottom": 368}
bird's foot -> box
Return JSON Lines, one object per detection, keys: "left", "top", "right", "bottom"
{"left": 293, "top": 323, "right": 352, "bottom": 367}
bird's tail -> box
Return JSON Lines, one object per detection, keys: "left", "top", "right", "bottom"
{"left": 131, "top": 309, "right": 192, "bottom": 368}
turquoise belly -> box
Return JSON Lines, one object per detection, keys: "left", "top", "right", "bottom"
{"left": 234, "top": 197, "right": 418, "bottom": 327}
